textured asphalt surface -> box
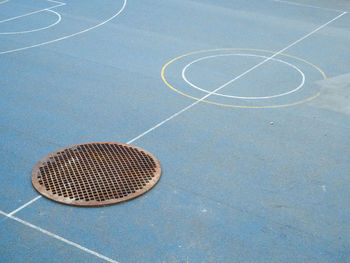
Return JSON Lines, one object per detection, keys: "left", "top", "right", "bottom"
{"left": 1, "top": 0, "right": 349, "bottom": 262}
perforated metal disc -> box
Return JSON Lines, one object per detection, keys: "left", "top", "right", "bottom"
{"left": 31, "top": 142, "right": 161, "bottom": 207}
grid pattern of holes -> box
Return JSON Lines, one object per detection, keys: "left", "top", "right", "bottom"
{"left": 35, "top": 143, "right": 158, "bottom": 202}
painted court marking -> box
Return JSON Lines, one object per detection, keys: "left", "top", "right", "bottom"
{"left": 0, "top": 0, "right": 65, "bottom": 24}
{"left": 273, "top": 0, "right": 349, "bottom": 13}
{"left": 163, "top": 48, "right": 325, "bottom": 108}
{"left": 0, "top": 9, "right": 62, "bottom": 35}
{"left": 0, "top": 5, "right": 347, "bottom": 263}
{"left": 0, "top": 0, "right": 127, "bottom": 55}
{"left": 0, "top": 0, "right": 65, "bottom": 34}
{"left": 7, "top": 196, "right": 42, "bottom": 217}
{"left": 0, "top": 210, "right": 119, "bottom": 263}
{"left": 182, "top": 53, "right": 306, "bottom": 100}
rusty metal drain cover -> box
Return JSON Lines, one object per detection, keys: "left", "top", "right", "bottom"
{"left": 31, "top": 142, "right": 161, "bottom": 207}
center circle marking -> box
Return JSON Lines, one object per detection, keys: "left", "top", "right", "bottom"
{"left": 182, "top": 53, "right": 305, "bottom": 100}
{"left": 161, "top": 48, "right": 326, "bottom": 109}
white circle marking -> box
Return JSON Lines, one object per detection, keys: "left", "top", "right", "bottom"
{"left": 182, "top": 53, "right": 305, "bottom": 100}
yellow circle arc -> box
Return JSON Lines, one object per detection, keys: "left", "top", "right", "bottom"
{"left": 161, "top": 48, "right": 326, "bottom": 109}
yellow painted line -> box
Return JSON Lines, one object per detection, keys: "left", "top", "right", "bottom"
{"left": 161, "top": 48, "right": 326, "bottom": 109}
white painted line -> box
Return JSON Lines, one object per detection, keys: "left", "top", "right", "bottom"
{"left": 0, "top": 0, "right": 127, "bottom": 55}
{"left": 7, "top": 196, "right": 42, "bottom": 216}
{"left": 47, "top": 0, "right": 65, "bottom": 5}
{"left": 127, "top": 99, "right": 203, "bottom": 144}
{"left": 278, "top": 12, "right": 347, "bottom": 48}
{"left": 182, "top": 53, "right": 305, "bottom": 99}
{"left": 0, "top": 9, "right": 62, "bottom": 35}
{"left": 0, "top": 210, "right": 119, "bottom": 263}
{"left": 0, "top": 1, "right": 65, "bottom": 24}
{"left": 273, "top": 0, "right": 348, "bottom": 13}
{"left": 0, "top": 9, "right": 51, "bottom": 24}
{"left": 128, "top": 11, "right": 346, "bottom": 144}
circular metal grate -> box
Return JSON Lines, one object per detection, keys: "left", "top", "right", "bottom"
{"left": 31, "top": 142, "right": 161, "bottom": 206}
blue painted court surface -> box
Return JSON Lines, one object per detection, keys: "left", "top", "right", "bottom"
{"left": 1, "top": 0, "right": 350, "bottom": 262}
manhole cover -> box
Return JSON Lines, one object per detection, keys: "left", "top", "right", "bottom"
{"left": 31, "top": 142, "right": 161, "bottom": 207}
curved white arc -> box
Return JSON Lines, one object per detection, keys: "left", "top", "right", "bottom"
{"left": 0, "top": 1, "right": 64, "bottom": 24}
{"left": 0, "top": 0, "right": 127, "bottom": 55}
{"left": 0, "top": 9, "right": 61, "bottom": 35}
{"left": 182, "top": 53, "right": 305, "bottom": 100}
